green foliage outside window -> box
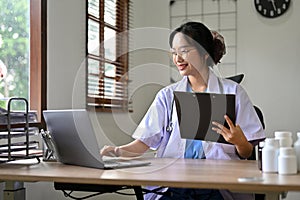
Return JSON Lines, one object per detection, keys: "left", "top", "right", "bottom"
{"left": 0, "top": 0, "right": 29, "bottom": 110}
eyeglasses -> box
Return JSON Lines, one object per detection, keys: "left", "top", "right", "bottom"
{"left": 170, "top": 48, "right": 197, "bottom": 59}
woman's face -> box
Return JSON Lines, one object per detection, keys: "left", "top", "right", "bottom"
{"left": 171, "top": 32, "right": 207, "bottom": 77}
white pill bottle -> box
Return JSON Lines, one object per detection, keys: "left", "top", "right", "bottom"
{"left": 278, "top": 147, "right": 297, "bottom": 175}
{"left": 262, "top": 138, "right": 280, "bottom": 173}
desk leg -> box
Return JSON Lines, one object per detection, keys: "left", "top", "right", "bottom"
{"left": 3, "top": 181, "right": 25, "bottom": 200}
{"left": 133, "top": 186, "right": 144, "bottom": 200}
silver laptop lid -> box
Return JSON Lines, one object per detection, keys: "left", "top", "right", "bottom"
{"left": 43, "top": 109, "right": 105, "bottom": 169}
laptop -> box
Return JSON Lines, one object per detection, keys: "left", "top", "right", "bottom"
{"left": 42, "top": 109, "right": 151, "bottom": 169}
{"left": 173, "top": 91, "right": 235, "bottom": 144}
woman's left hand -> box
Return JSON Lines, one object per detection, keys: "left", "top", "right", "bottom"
{"left": 212, "top": 115, "right": 247, "bottom": 146}
{"left": 212, "top": 115, "right": 253, "bottom": 158}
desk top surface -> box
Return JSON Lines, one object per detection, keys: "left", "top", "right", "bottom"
{"left": 0, "top": 158, "right": 299, "bottom": 193}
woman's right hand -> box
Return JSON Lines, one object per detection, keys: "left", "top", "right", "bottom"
{"left": 100, "top": 139, "right": 150, "bottom": 158}
{"left": 100, "top": 145, "right": 119, "bottom": 157}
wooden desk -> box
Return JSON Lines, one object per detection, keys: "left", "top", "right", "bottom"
{"left": 0, "top": 158, "right": 300, "bottom": 200}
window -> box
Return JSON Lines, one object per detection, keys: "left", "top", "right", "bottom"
{"left": 86, "top": 0, "right": 130, "bottom": 112}
{"left": 0, "top": 0, "right": 46, "bottom": 123}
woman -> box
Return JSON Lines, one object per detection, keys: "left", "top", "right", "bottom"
{"left": 101, "top": 22, "right": 265, "bottom": 200}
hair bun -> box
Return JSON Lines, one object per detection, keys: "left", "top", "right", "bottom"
{"left": 211, "top": 30, "right": 226, "bottom": 64}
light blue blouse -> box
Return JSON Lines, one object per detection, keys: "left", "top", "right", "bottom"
{"left": 184, "top": 82, "right": 205, "bottom": 159}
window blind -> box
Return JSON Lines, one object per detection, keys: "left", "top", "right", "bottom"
{"left": 86, "top": 0, "right": 130, "bottom": 112}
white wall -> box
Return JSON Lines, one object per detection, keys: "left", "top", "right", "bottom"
{"left": 237, "top": 1, "right": 300, "bottom": 141}
{"left": 23, "top": 0, "right": 300, "bottom": 199}
{"left": 47, "top": 0, "right": 86, "bottom": 110}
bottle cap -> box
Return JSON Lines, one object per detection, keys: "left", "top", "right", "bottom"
{"left": 264, "top": 138, "right": 279, "bottom": 148}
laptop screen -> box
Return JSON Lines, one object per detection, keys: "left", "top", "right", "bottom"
{"left": 174, "top": 92, "right": 235, "bottom": 144}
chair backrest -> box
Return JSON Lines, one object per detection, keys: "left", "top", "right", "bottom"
{"left": 253, "top": 105, "right": 265, "bottom": 129}
{"left": 226, "top": 74, "right": 244, "bottom": 84}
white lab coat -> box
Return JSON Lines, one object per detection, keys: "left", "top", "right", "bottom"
{"left": 132, "top": 69, "right": 265, "bottom": 200}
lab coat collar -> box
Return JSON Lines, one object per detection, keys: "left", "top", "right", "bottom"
{"left": 172, "top": 76, "right": 189, "bottom": 92}
{"left": 206, "top": 68, "right": 222, "bottom": 93}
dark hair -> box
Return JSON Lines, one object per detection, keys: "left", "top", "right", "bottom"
{"left": 169, "top": 22, "right": 226, "bottom": 66}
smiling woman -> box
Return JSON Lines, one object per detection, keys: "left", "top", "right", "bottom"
{"left": 100, "top": 21, "right": 265, "bottom": 200}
